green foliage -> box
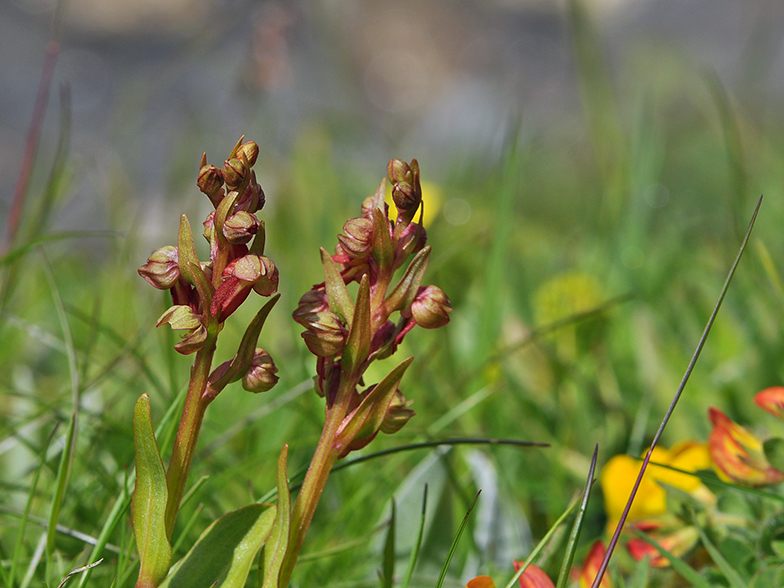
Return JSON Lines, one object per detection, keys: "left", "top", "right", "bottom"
{"left": 6, "top": 2, "right": 784, "bottom": 587}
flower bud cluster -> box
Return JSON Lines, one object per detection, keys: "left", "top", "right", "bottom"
{"left": 138, "top": 137, "right": 278, "bottom": 393}
{"left": 293, "top": 159, "right": 452, "bottom": 456}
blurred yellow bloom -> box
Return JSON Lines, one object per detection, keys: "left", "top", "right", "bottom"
{"left": 385, "top": 179, "right": 442, "bottom": 226}
{"left": 600, "top": 441, "right": 711, "bottom": 531}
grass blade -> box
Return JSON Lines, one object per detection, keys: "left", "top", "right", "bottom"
{"left": 592, "top": 195, "right": 763, "bottom": 588}
{"left": 693, "top": 516, "right": 748, "bottom": 588}
{"left": 380, "top": 500, "right": 395, "bottom": 588}
{"left": 556, "top": 445, "right": 598, "bottom": 588}
{"left": 10, "top": 424, "right": 59, "bottom": 587}
{"left": 400, "top": 484, "right": 428, "bottom": 588}
{"left": 503, "top": 497, "right": 581, "bottom": 588}
{"left": 434, "top": 490, "right": 481, "bottom": 588}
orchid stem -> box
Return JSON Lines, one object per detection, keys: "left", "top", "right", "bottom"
{"left": 164, "top": 334, "right": 217, "bottom": 538}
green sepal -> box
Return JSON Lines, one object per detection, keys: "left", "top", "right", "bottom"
{"left": 132, "top": 394, "right": 173, "bottom": 588}
{"left": 209, "top": 294, "right": 280, "bottom": 391}
{"left": 334, "top": 356, "right": 414, "bottom": 452}
{"left": 249, "top": 220, "right": 266, "bottom": 256}
{"left": 159, "top": 504, "right": 277, "bottom": 588}
{"left": 177, "top": 215, "right": 201, "bottom": 287}
{"left": 228, "top": 135, "right": 245, "bottom": 159}
{"left": 187, "top": 261, "right": 215, "bottom": 312}
{"left": 214, "top": 189, "right": 242, "bottom": 249}
{"left": 371, "top": 206, "right": 394, "bottom": 269}
{"left": 261, "top": 445, "right": 291, "bottom": 588}
{"left": 383, "top": 246, "right": 431, "bottom": 314}
{"left": 341, "top": 275, "right": 371, "bottom": 378}
{"left": 320, "top": 247, "right": 354, "bottom": 325}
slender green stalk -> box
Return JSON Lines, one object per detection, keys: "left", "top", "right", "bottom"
{"left": 164, "top": 334, "right": 218, "bottom": 538}
{"left": 278, "top": 373, "right": 360, "bottom": 587}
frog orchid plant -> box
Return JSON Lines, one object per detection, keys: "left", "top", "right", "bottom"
{"left": 133, "top": 139, "right": 451, "bottom": 588}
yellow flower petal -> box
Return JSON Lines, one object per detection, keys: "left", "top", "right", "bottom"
{"left": 600, "top": 454, "right": 667, "bottom": 527}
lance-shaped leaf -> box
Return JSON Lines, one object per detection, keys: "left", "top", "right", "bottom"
{"left": 177, "top": 215, "right": 201, "bottom": 287}
{"left": 132, "top": 394, "right": 172, "bottom": 588}
{"left": 209, "top": 294, "right": 280, "bottom": 391}
{"left": 249, "top": 220, "right": 267, "bottom": 256}
{"left": 320, "top": 247, "right": 354, "bottom": 325}
{"left": 341, "top": 275, "right": 371, "bottom": 378}
{"left": 334, "top": 356, "right": 414, "bottom": 454}
{"left": 371, "top": 206, "right": 393, "bottom": 269}
{"left": 261, "top": 445, "right": 291, "bottom": 588}
{"left": 159, "top": 504, "right": 276, "bottom": 588}
{"left": 383, "top": 246, "right": 431, "bottom": 315}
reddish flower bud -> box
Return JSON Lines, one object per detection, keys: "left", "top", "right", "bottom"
{"left": 222, "top": 157, "right": 247, "bottom": 189}
{"left": 210, "top": 254, "right": 279, "bottom": 320}
{"left": 337, "top": 217, "right": 373, "bottom": 259}
{"left": 138, "top": 246, "right": 180, "bottom": 290}
{"left": 223, "top": 210, "right": 260, "bottom": 244}
{"left": 395, "top": 222, "right": 427, "bottom": 261}
{"left": 388, "top": 158, "right": 422, "bottom": 225}
{"left": 197, "top": 164, "right": 224, "bottom": 207}
{"left": 299, "top": 311, "right": 346, "bottom": 357}
{"left": 409, "top": 285, "right": 452, "bottom": 329}
{"left": 292, "top": 287, "right": 330, "bottom": 325}
{"left": 235, "top": 174, "right": 266, "bottom": 212}
{"left": 156, "top": 305, "right": 207, "bottom": 354}
{"left": 379, "top": 389, "right": 415, "bottom": 434}
{"left": 236, "top": 141, "right": 259, "bottom": 168}
{"left": 242, "top": 348, "right": 279, "bottom": 393}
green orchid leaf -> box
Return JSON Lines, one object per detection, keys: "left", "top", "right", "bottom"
{"left": 320, "top": 247, "right": 354, "bottom": 325}
{"left": 383, "top": 246, "right": 431, "bottom": 314}
{"left": 371, "top": 206, "right": 393, "bottom": 269}
{"left": 341, "top": 275, "right": 372, "bottom": 378}
{"left": 261, "top": 445, "right": 291, "bottom": 588}
{"left": 334, "top": 356, "right": 414, "bottom": 452}
{"left": 176, "top": 215, "right": 201, "bottom": 287}
{"left": 160, "top": 504, "right": 277, "bottom": 588}
{"left": 132, "top": 394, "right": 172, "bottom": 588}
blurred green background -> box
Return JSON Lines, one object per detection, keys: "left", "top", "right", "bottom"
{"left": 2, "top": 0, "right": 784, "bottom": 586}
